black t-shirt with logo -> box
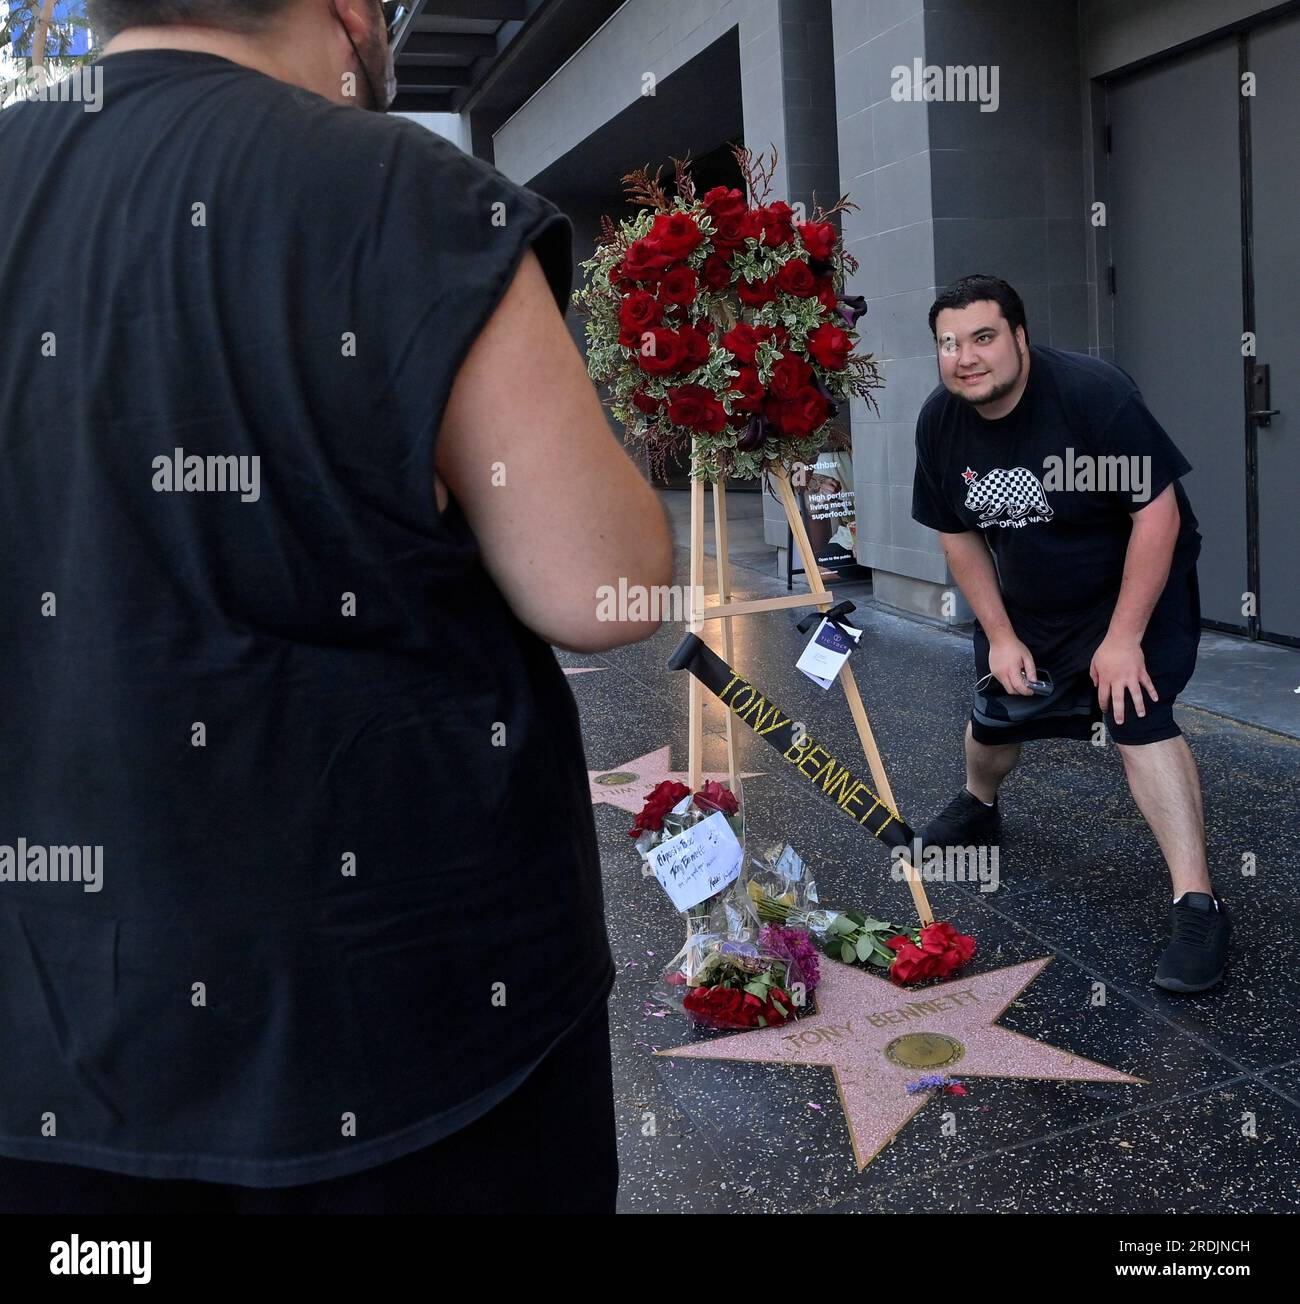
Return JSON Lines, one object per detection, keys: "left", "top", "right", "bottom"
{"left": 911, "top": 344, "right": 1201, "bottom": 657}
{"left": 0, "top": 50, "right": 613, "bottom": 1186}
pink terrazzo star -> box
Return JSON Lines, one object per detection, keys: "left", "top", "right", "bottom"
{"left": 588, "top": 746, "right": 763, "bottom": 815}
{"left": 657, "top": 957, "right": 1143, "bottom": 1170}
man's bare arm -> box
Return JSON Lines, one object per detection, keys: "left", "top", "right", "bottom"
{"left": 436, "top": 249, "right": 674, "bottom": 653}
{"left": 1090, "top": 482, "right": 1181, "bottom": 724}
{"left": 940, "top": 530, "right": 1037, "bottom": 695}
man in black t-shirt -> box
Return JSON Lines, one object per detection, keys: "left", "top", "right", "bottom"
{"left": 910, "top": 275, "right": 1229, "bottom": 994}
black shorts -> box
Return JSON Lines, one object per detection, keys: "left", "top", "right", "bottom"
{"left": 969, "top": 566, "right": 1200, "bottom": 747}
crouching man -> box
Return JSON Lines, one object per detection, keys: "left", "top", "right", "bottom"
{"left": 910, "top": 274, "right": 1229, "bottom": 993}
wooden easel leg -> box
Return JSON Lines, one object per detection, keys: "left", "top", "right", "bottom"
{"left": 687, "top": 454, "right": 705, "bottom": 791}
{"left": 712, "top": 479, "right": 739, "bottom": 793}
{"left": 770, "top": 465, "right": 934, "bottom": 926}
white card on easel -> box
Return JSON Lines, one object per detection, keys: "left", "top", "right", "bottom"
{"left": 796, "top": 618, "right": 862, "bottom": 689}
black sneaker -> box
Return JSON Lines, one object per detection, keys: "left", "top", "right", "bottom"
{"left": 918, "top": 787, "right": 1001, "bottom": 852}
{"left": 1154, "top": 893, "right": 1231, "bottom": 993}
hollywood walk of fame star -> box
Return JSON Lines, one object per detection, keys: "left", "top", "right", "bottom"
{"left": 589, "top": 746, "right": 764, "bottom": 815}
{"left": 657, "top": 957, "right": 1143, "bottom": 1170}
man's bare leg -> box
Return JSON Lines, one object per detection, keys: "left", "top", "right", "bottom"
{"left": 1115, "top": 736, "right": 1213, "bottom": 897}
{"left": 965, "top": 721, "right": 1020, "bottom": 804}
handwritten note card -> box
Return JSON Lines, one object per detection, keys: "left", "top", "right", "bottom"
{"left": 647, "top": 811, "right": 743, "bottom": 912}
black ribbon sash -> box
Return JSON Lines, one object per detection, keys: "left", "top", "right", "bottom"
{"left": 668, "top": 633, "right": 914, "bottom": 851}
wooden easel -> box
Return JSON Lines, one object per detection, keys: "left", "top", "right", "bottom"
{"left": 685, "top": 452, "right": 934, "bottom": 926}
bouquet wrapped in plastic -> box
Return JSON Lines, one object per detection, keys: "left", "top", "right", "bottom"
{"left": 659, "top": 934, "right": 813, "bottom": 1030}
{"left": 630, "top": 778, "right": 750, "bottom": 939}
{"left": 747, "top": 843, "right": 976, "bottom": 985}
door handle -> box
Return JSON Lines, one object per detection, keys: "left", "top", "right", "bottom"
{"left": 1250, "top": 364, "right": 1279, "bottom": 426}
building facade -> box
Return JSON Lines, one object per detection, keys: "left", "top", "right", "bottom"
{"left": 397, "top": 0, "right": 1297, "bottom": 647}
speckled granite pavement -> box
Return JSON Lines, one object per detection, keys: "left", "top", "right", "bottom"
{"left": 558, "top": 540, "right": 1300, "bottom": 1215}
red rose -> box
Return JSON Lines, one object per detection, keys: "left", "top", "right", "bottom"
{"left": 736, "top": 275, "right": 778, "bottom": 307}
{"left": 635, "top": 327, "right": 687, "bottom": 375}
{"left": 770, "top": 352, "right": 813, "bottom": 399}
{"left": 629, "top": 779, "right": 691, "bottom": 837}
{"left": 886, "top": 936, "right": 940, "bottom": 984}
{"left": 657, "top": 264, "right": 699, "bottom": 307}
{"left": 617, "top": 290, "right": 661, "bottom": 346}
{"left": 648, "top": 211, "right": 704, "bottom": 260}
{"left": 798, "top": 220, "right": 837, "bottom": 260}
{"left": 700, "top": 253, "right": 732, "bottom": 290}
{"left": 630, "top": 390, "right": 662, "bottom": 416}
{"left": 814, "top": 276, "right": 839, "bottom": 311}
{"left": 756, "top": 201, "right": 796, "bottom": 247}
{"left": 807, "top": 322, "right": 853, "bottom": 369}
{"left": 702, "top": 186, "right": 748, "bottom": 221}
{"left": 790, "top": 384, "right": 830, "bottom": 435}
{"left": 727, "top": 366, "right": 765, "bottom": 412}
{"left": 721, "top": 323, "right": 764, "bottom": 365}
{"left": 678, "top": 324, "right": 714, "bottom": 368}
{"left": 765, "top": 385, "right": 829, "bottom": 438}
{"left": 776, "top": 259, "right": 817, "bottom": 297}
{"left": 917, "top": 922, "right": 976, "bottom": 977}
{"left": 620, "top": 237, "right": 674, "bottom": 282}
{"left": 607, "top": 264, "right": 635, "bottom": 294}
{"left": 666, "top": 383, "right": 728, "bottom": 433}
{"left": 711, "top": 208, "right": 763, "bottom": 251}
{"left": 693, "top": 779, "right": 739, "bottom": 815}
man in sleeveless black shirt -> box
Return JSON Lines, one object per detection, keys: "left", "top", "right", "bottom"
{"left": 0, "top": 0, "right": 672, "bottom": 1213}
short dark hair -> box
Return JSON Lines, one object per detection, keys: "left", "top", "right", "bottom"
{"left": 928, "top": 274, "right": 1028, "bottom": 345}
{"left": 87, "top": 1, "right": 294, "bottom": 42}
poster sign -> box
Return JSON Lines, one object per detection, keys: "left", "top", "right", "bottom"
{"left": 791, "top": 451, "right": 858, "bottom": 569}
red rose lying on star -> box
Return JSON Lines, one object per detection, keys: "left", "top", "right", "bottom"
{"left": 886, "top": 921, "right": 976, "bottom": 984}
{"left": 683, "top": 983, "right": 793, "bottom": 1029}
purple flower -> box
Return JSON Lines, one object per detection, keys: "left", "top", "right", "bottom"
{"left": 836, "top": 294, "right": 867, "bottom": 327}
{"left": 759, "top": 925, "right": 821, "bottom": 991}
{"left": 905, "top": 1074, "right": 949, "bottom": 1095}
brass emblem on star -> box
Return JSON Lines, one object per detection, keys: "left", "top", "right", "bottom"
{"left": 885, "top": 1032, "right": 965, "bottom": 1069}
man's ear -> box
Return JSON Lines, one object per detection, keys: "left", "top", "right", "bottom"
{"left": 331, "top": 0, "right": 372, "bottom": 44}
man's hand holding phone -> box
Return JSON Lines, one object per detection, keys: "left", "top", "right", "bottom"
{"left": 988, "top": 635, "right": 1038, "bottom": 696}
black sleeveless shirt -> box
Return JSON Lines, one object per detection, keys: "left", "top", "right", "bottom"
{"left": 0, "top": 49, "right": 614, "bottom": 1186}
